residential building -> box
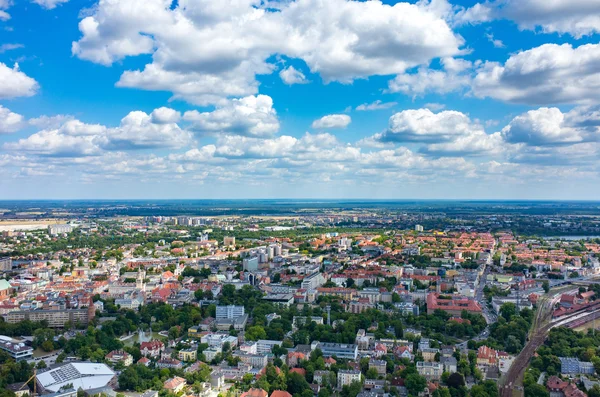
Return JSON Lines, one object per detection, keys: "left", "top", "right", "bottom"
{"left": 369, "top": 359, "right": 387, "bottom": 376}
{"left": 426, "top": 293, "right": 482, "bottom": 316}
{"left": 3, "top": 305, "right": 95, "bottom": 328}
{"left": 560, "top": 357, "right": 595, "bottom": 375}
{"left": 416, "top": 362, "right": 443, "bottom": 380}
{"left": 315, "top": 342, "right": 358, "bottom": 360}
{"left": 163, "top": 377, "right": 187, "bottom": 393}
{"left": 48, "top": 224, "right": 73, "bottom": 235}
{"left": 105, "top": 350, "right": 133, "bottom": 367}
{"left": 256, "top": 340, "right": 283, "bottom": 354}
{"left": 141, "top": 340, "right": 165, "bottom": 357}
{"left": 338, "top": 370, "right": 362, "bottom": 389}
{"left": 178, "top": 348, "right": 197, "bottom": 362}
{"left": 0, "top": 257, "right": 11, "bottom": 272}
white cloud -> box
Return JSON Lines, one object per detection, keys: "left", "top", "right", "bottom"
{"left": 29, "top": 115, "right": 75, "bottom": 129}
{"left": 356, "top": 100, "right": 397, "bottom": 111}
{"left": 31, "top": 0, "right": 69, "bottom": 9}
{"left": 183, "top": 95, "right": 279, "bottom": 137}
{"left": 369, "top": 108, "right": 505, "bottom": 157}
{"left": 379, "top": 108, "right": 483, "bottom": 142}
{"left": 4, "top": 129, "right": 103, "bottom": 157}
{"left": 485, "top": 33, "right": 504, "bottom": 48}
{"left": 5, "top": 108, "right": 192, "bottom": 156}
{"left": 501, "top": 107, "right": 600, "bottom": 146}
{"left": 279, "top": 66, "right": 308, "bottom": 85}
{"left": 312, "top": 114, "right": 351, "bottom": 129}
{"left": 388, "top": 57, "right": 472, "bottom": 97}
{"left": 424, "top": 103, "right": 446, "bottom": 111}
{"left": 151, "top": 107, "right": 181, "bottom": 124}
{"left": 458, "top": 0, "right": 600, "bottom": 38}
{"left": 0, "top": 0, "right": 11, "bottom": 21}
{"left": 0, "top": 105, "right": 24, "bottom": 133}
{"left": 0, "top": 62, "right": 39, "bottom": 99}
{"left": 472, "top": 43, "right": 600, "bottom": 105}
{"left": 0, "top": 43, "right": 23, "bottom": 53}
{"left": 73, "top": 0, "right": 463, "bottom": 104}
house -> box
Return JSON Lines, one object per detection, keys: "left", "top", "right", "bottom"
{"left": 394, "top": 345, "right": 414, "bottom": 360}
{"left": 290, "top": 368, "right": 306, "bottom": 377}
{"left": 6, "top": 383, "right": 29, "bottom": 397}
{"left": 421, "top": 348, "right": 439, "bottom": 362}
{"left": 477, "top": 345, "right": 499, "bottom": 368}
{"left": 416, "top": 362, "right": 443, "bottom": 381}
{"left": 313, "top": 370, "right": 333, "bottom": 386}
{"left": 270, "top": 391, "right": 292, "bottom": 397}
{"left": 210, "top": 371, "right": 225, "bottom": 389}
{"left": 547, "top": 376, "right": 568, "bottom": 397}
{"left": 141, "top": 340, "right": 165, "bottom": 357}
{"left": 441, "top": 356, "right": 457, "bottom": 374}
{"left": 178, "top": 348, "right": 197, "bottom": 362}
{"left": 157, "top": 357, "right": 183, "bottom": 369}
{"left": 369, "top": 359, "right": 387, "bottom": 376}
{"left": 138, "top": 357, "right": 150, "bottom": 366}
{"left": 338, "top": 370, "right": 362, "bottom": 389}
{"left": 240, "top": 389, "right": 268, "bottom": 397}
{"left": 105, "top": 350, "right": 133, "bottom": 367}
{"left": 164, "top": 377, "right": 187, "bottom": 393}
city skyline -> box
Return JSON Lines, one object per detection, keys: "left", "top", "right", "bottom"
{"left": 0, "top": 0, "right": 599, "bottom": 199}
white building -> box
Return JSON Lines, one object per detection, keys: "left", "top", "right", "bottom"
{"left": 416, "top": 362, "right": 443, "bottom": 380}
{"left": 338, "top": 370, "right": 362, "bottom": 389}
{"left": 216, "top": 305, "right": 245, "bottom": 319}
{"left": 48, "top": 224, "right": 73, "bottom": 235}
{"left": 36, "top": 362, "right": 115, "bottom": 393}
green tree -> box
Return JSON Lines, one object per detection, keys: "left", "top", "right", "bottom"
{"left": 524, "top": 383, "right": 550, "bottom": 397}
{"left": 405, "top": 373, "right": 427, "bottom": 396}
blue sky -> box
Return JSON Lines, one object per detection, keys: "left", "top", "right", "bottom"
{"left": 0, "top": 0, "right": 599, "bottom": 199}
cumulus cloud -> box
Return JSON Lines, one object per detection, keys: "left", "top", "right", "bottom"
{"left": 279, "top": 66, "right": 308, "bottom": 85}
{"left": 183, "top": 95, "right": 279, "bottom": 137}
{"left": 457, "top": 0, "right": 600, "bottom": 38}
{"left": 311, "top": 114, "right": 351, "bottom": 129}
{"left": 0, "top": 62, "right": 39, "bottom": 99}
{"left": 356, "top": 100, "right": 397, "bottom": 111}
{"left": 388, "top": 58, "right": 472, "bottom": 97}
{"left": 378, "top": 109, "right": 483, "bottom": 143}
{"left": 375, "top": 108, "right": 505, "bottom": 157}
{"left": 4, "top": 109, "right": 192, "bottom": 156}
{"left": 151, "top": 107, "right": 181, "bottom": 124}
{"left": 0, "top": 105, "right": 24, "bottom": 133}
{"left": 73, "top": 0, "right": 464, "bottom": 104}
{"left": 501, "top": 107, "right": 600, "bottom": 146}
{"left": 472, "top": 43, "right": 600, "bottom": 105}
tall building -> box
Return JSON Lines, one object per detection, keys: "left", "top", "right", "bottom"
{"left": 48, "top": 224, "right": 73, "bottom": 235}
{"left": 0, "top": 257, "right": 11, "bottom": 272}
{"left": 415, "top": 225, "right": 424, "bottom": 232}
{"left": 243, "top": 257, "right": 259, "bottom": 272}
{"left": 216, "top": 305, "right": 245, "bottom": 319}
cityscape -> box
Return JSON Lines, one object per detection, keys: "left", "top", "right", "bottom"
{"left": 0, "top": 201, "right": 599, "bottom": 397}
{"left": 1, "top": 1, "right": 600, "bottom": 397}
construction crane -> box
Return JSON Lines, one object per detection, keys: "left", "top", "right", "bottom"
{"left": 18, "top": 368, "right": 37, "bottom": 396}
